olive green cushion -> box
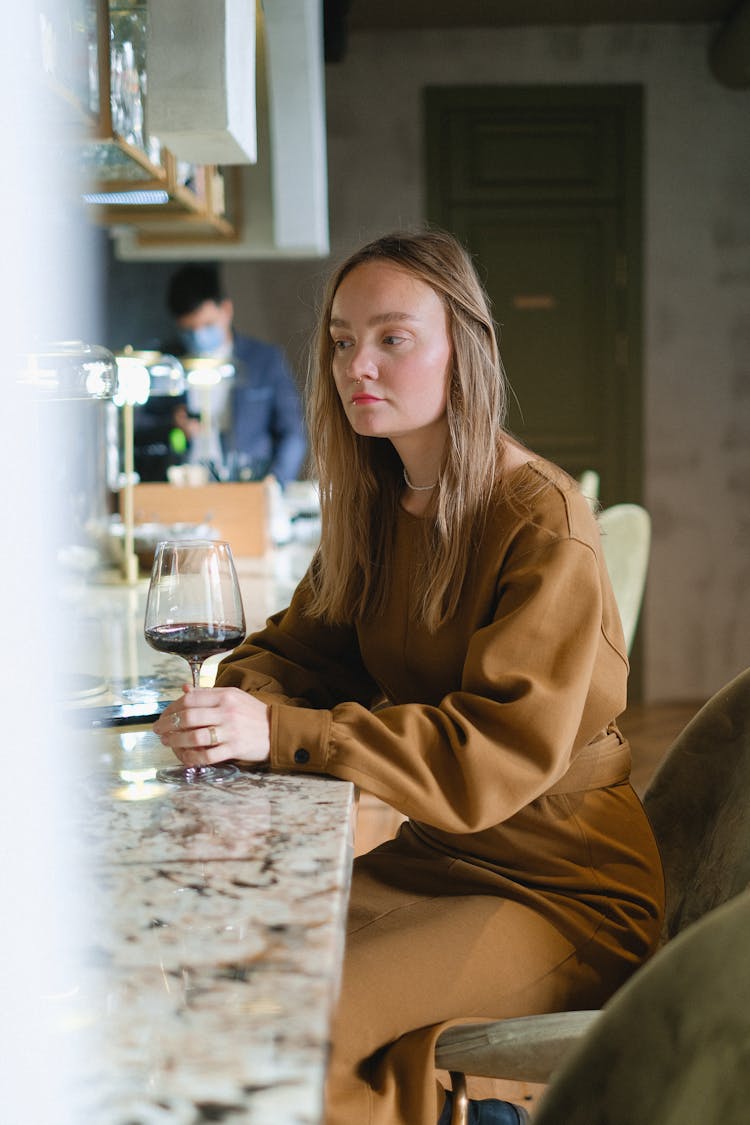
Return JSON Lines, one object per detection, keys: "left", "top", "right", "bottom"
{"left": 534, "top": 887, "right": 750, "bottom": 1125}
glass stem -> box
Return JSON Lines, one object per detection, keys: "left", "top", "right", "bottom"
{"left": 186, "top": 660, "right": 206, "bottom": 776}
{"left": 188, "top": 659, "right": 203, "bottom": 690}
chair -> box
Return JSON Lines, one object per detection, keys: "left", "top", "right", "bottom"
{"left": 597, "top": 502, "right": 651, "bottom": 654}
{"left": 435, "top": 666, "right": 750, "bottom": 1124}
{"left": 576, "top": 469, "right": 600, "bottom": 511}
{"left": 531, "top": 887, "right": 750, "bottom": 1125}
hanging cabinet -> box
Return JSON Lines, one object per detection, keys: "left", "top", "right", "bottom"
{"left": 39, "top": 0, "right": 329, "bottom": 259}
{"left": 42, "top": 0, "right": 241, "bottom": 241}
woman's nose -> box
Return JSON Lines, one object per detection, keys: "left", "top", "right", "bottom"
{"left": 347, "top": 343, "right": 378, "bottom": 380}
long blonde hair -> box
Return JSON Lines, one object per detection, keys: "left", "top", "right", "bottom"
{"left": 306, "top": 228, "right": 513, "bottom": 631}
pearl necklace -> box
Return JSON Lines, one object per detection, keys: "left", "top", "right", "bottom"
{"left": 403, "top": 467, "right": 438, "bottom": 491}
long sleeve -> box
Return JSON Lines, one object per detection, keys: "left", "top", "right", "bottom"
{"left": 218, "top": 466, "right": 629, "bottom": 836}
{"left": 216, "top": 571, "right": 382, "bottom": 710}
{"left": 268, "top": 536, "right": 626, "bottom": 833}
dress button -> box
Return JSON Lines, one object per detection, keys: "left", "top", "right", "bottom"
{"left": 294, "top": 748, "right": 310, "bottom": 764}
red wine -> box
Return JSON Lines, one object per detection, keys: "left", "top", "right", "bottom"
{"left": 145, "top": 622, "right": 245, "bottom": 660}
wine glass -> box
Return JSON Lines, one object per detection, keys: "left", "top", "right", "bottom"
{"left": 144, "top": 539, "right": 246, "bottom": 784}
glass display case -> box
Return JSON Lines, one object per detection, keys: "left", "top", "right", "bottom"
{"left": 109, "top": 2, "right": 148, "bottom": 152}
{"left": 38, "top": 0, "right": 101, "bottom": 119}
{"left": 37, "top": 0, "right": 239, "bottom": 242}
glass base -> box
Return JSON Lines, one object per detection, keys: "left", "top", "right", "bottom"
{"left": 156, "top": 763, "right": 240, "bottom": 785}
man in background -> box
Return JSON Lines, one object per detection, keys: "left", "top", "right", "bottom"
{"left": 139, "top": 263, "right": 307, "bottom": 485}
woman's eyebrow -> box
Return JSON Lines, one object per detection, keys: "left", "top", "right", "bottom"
{"left": 329, "top": 311, "right": 419, "bottom": 328}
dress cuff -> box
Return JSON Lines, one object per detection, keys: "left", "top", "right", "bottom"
{"left": 269, "top": 703, "right": 332, "bottom": 772}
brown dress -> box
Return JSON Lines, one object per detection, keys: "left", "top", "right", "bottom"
{"left": 217, "top": 461, "right": 665, "bottom": 1125}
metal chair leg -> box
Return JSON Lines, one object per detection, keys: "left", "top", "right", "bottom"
{"left": 449, "top": 1071, "right": 469, "bottom": 1125}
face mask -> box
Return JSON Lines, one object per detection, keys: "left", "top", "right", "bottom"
{"left": 180, "top": 323, "right": 226, "bottom": 356}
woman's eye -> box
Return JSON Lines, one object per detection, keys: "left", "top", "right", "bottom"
{"left": 383, "top": 335, "right": 405, "bottom": 346}
{"left": 332, "top": 339, "right": 351, "bottom": 351}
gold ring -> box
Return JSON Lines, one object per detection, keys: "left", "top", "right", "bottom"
{"left": 171, "top": 712, "right": 181, "bottom": 730}
{"left": 208, "top": 725, "right": 219, "bottom": 748}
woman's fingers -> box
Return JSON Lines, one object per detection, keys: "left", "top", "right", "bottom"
{"left": 157, "top": 705, "right": 224, "bottom": 735}
{"left": 171, "top": 736, "right": 227, "bottom": 768}
{"left": 153, "top": 686, "right": 270, "bottom": 764}
{"left": 155, "top": 687, "right": 231, "bottom": 734}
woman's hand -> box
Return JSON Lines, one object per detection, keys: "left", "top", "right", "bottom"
{"left": 153, "top": 685, "right": 270, "bottom": 770}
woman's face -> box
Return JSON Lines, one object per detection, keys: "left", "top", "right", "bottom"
{"left": 329, "top": 260, "right": 452, "bottom": 447}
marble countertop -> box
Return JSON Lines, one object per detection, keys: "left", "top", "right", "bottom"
{"left": 56, "top": 544, "right": 357, "bottom": 1124}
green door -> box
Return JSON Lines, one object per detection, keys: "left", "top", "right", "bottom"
{"left": 425, "top": 85, "right": 643, "bottom": 508}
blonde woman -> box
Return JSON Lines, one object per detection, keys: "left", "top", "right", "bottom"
{"left": 155, "top": 230, "right": 664, "bottom": 1125}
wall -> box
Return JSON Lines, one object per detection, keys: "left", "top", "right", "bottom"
{"left": 107, "top": 23, "right": 750, "bottom": 703}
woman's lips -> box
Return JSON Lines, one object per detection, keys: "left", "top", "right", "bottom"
{"left": 351, "top": 393, "right": 381, "bottom": 404}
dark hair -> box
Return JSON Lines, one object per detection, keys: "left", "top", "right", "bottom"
{"left": 166, "top": 263, "right": 225, "bottom": 318}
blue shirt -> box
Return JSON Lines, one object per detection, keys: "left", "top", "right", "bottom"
{"left": 226, "top": 333, "right": 307, "bottom": 486}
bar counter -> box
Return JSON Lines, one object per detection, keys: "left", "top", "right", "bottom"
{"left": 61, "top": 544, "right": 356, "bottom": 1124}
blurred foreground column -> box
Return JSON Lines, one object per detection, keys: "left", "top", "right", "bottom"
{"left": 0, "top": 4, "right": 101, "bottom": 1122}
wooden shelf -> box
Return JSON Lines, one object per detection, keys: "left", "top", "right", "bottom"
{"left": 63, "top": 0, "right": 242, "bottom": 242}
{"left": 86, "top": 161, "right": 241, "bottom": 242}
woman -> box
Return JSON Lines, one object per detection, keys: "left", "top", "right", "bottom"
{"left": 154, "top": 229, "right": 665, "bottom": 1125}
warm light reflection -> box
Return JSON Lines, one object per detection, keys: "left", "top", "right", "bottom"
{"left": 119, "top": 767, "right": 157, "bottom": 784}
{"left": 184, "top": 358, "right": 235, "bottom": 387}
{"left": 114, "top": 355, "right": 150, "bottom": 406}
{"left": 112, "top": 766, "right": 167, "bottom": 801}
{"left": 84, "top": 360, "right": 118, "bottom": 397}
{"left": 111, "top": 784, "right": 166, "bottom": 802}
{"left": 186, "top": 365, "right": 225, "bottom": 387}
